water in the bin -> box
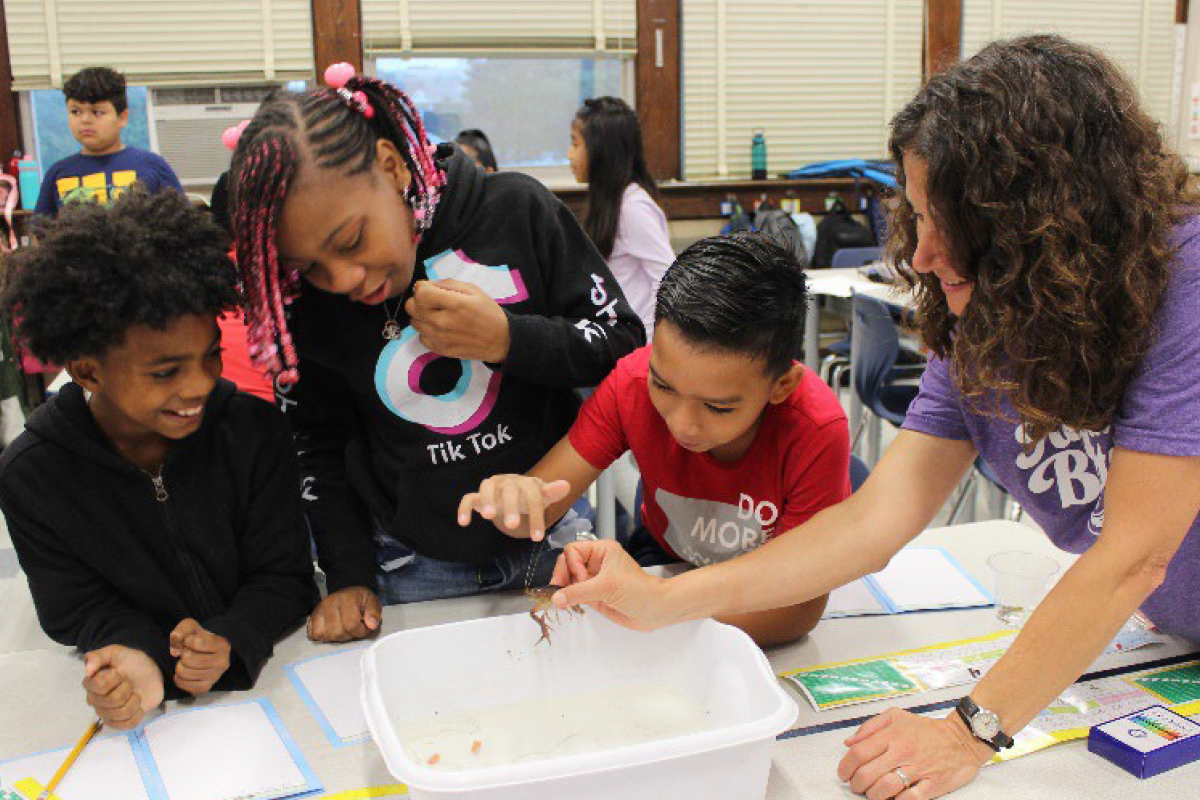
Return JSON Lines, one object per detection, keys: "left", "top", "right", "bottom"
{"left": 396, "top": 681, "right": 710, "bottom": 770}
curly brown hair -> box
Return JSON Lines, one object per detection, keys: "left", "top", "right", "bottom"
{"left": 888, "top": 34, "right": 1195, "bottom": 443}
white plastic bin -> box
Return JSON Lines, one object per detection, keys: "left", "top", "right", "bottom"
{"left": 360, "top": 612, "right": 797, "bottom": 800}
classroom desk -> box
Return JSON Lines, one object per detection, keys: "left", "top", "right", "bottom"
{"left": 1, "top": 520, "right": 1195, "bottom": 798}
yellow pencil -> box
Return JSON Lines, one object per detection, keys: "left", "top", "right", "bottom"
{"left": 36, "top": 719, "right": 103, "bottom": 800}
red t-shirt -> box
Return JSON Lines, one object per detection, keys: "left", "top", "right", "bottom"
{"left": 217, "top": 310, "right": 275, "bottom": 403}
{"left": 569, "top": 347, "right": 851, "bottom": 566}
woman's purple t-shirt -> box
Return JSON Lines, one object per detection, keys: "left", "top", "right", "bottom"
{"left": 903, "top": 217, "right": 1200, "bottom": 642}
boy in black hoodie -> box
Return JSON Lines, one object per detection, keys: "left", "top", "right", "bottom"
{"left": 0, "top": 191, "right": 317, "bottom": 729}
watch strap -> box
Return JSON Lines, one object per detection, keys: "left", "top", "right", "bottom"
{"left": 955, "top": 696, "right": 1014, "bottom": 751}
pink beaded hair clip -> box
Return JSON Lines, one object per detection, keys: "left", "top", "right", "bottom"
{"left": 324, "top": 62, "right": 374, "bottom": 119}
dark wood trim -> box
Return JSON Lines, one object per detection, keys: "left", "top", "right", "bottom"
{"left": 311, "top": 0, "right": 364, "bottom": 74}
{"left": 1179, "top": 0, "right": 1190, "bottom": 24}
{"left": 636, "top": 0, "right": 681, "bottom": 180}
{"left": 555, "top": 177, "right": 869, "bottom": 221}
{"left": 924, "top": 0, "right": 963, "bottom": 79}
{"left": 0, "top": 0, "right": 23, "bottom": 166}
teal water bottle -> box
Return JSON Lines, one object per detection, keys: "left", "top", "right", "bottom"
{"left": 751, "top": 129, "right": 767, "bottom": 180}
{"left": 18, "top": 157, "right": 41, "bottom": 211}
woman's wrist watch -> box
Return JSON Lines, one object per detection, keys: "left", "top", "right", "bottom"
{"left": 955, "top": 696, "right": 1015, "bottom": 751}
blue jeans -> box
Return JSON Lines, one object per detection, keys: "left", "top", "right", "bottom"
{"left": 373, "top": 500, "right": 595, "bottom": 604}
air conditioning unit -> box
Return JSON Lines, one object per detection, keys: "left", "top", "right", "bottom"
{"left": 151, "top": 86, "right": 278, "bottom": 188}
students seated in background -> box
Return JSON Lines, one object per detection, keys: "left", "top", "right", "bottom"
{"left": 0, "top": 191, "right": 317, "bottom": 729}
{"left": 35, "top": 67, "right": 183, "bottom": 217}
{"left": 455, "top": 128, "right": 498, "bottom": 172}
{"left": 569, "top": 97, "right": 675, "bottom": 341}
{"left": 459, "top": 234, "right": 850, "bottom": 646}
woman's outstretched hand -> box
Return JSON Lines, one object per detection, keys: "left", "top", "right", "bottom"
{"left": 550, "top": 539, "right": 675, "bottom": 631}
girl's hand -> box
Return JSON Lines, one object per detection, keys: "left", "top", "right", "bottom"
{"left": 837, "top": 709, "right": 994, "bottom": 799}
{"left": 307, "top": 586, "right": 382, "bottom": 642}
{"left": 550, "top": 540, "right": 673, "bottom": 630}
{"left": 458, "top": 475, "right": 572, "bottom": 541}
{"left": 406, "top": 279, "right": 511, "bottom": 362}
{"left": 82, "top": 645, "right": 165, "bottom": 730}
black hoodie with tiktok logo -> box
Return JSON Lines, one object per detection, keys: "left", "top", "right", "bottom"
{"left": 281, "top": 145, "right": 645, "bottom": 592}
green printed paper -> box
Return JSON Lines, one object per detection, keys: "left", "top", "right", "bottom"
{"left": 1131, "top": 663, "right": 1200, "bottom": 705}
{"left": 787, "top": 659, "right": 921, "bottom": 710}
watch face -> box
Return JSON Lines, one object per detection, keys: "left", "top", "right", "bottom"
{"left": 972, "top": 710, "right": 1001, "bottom": 739}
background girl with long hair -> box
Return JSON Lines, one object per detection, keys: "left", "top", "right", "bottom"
{"left": 569, "top": 97, "right": 675, "bottom": 340}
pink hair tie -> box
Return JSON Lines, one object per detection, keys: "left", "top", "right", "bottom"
{"left": 323, "top": 62, "right": 374, "bottom": 119}
{"left": 333, "top": 87, "right": 374, "bottom": 119}
{"left": 221, "top": 119, "right": 251, "bottom": 150}
{"left": 324, "top": 62, "right": 357, "bottom": 89}
{"left": 351, "top": 90, "right": 374, "bottom": 119}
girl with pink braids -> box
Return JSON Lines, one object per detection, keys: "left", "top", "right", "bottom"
{"left": 229, "top": 66, "right": 643, "bottom": 642}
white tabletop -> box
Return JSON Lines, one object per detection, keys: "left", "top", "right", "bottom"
{"left": 806, "top": 266, "right": 912, "bottom": 305}
{"left": 0, "top": 520, "right": 1195, "bottom": 798}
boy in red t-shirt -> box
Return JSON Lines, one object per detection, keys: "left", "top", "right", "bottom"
{"left": 459, "top": 233, "right": 849, "bottom": 646}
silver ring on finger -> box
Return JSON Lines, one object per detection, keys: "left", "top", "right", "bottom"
{"left": 893, "top": 766, "right": 912, "bottom": 789}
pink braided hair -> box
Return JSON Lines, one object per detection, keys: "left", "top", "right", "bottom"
{"left": 231, "top": 69, "right": 446, "bottom": 384}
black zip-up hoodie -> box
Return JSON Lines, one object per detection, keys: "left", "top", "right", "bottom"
{"left": 0, "top": 379, "right": 317, "bottom": 694}
{"left": 280, "top": 146, "right": 645, "bottom": 592}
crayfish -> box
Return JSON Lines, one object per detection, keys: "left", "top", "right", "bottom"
{"left": 524, "top": 585, "right": 584, "bottom": 646}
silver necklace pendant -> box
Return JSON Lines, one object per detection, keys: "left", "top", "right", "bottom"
{"left": 382, "top": 320, "right": 402, "bottom": 340}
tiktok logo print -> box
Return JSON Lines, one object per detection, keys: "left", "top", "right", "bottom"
{"left": 374, "top": 250, "right": 528, "bottom": 433}
{"left": 1014, "top": 424, "right": 1111, "bottom": 535}
{"left": 574, "top": 273, "right": 623, "bottom": 342}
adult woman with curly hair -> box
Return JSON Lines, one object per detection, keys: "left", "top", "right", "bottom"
{"left": 531, "top": 35, "right": 1200, "bottom": 798}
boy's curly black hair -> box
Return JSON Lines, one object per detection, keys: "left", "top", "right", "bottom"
{"left": 1, "top": 190, "right": 239, "bottom": 363}
{"left": 63, "top": 67, "right": 127, "bottom": 113}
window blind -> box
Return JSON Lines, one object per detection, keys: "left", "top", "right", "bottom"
{"left": 682, "top": 0, "right": 923, "bottom": 180}
{"left": 362, "top": 0, "right": 637, "bottom": 54}
{"left": 962, "top": 0, "right": 1177, "bottom": 127}
{"left": 7, "top": 0, "right": 313, "bottom": 90}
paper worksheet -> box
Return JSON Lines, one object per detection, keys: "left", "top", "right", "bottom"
{"left": 823, "top": 579, "right": 889, "bottom": 617}
{"left": 0, "top": 735, "right": 150, "bottom": 800}
{"left": 0, "top": 699, "right": 320, "bottom": 800}
{"left": 285, "top": 645, "right": 371, "bottom": 746}
{"left": 820, "top": 547, "right": 991, "bottom": 619}
{"left": 142, "top": 702, "right": 315, "bottom": 800}
{"left": 871, "top": 547, "right": 991, "bottom": 611}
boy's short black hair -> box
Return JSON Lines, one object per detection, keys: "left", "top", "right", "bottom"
{"left": 454, "top": 128, "right": 498, "bottom": 171}
{"left": 63, "top": 67, "right": 127, "bottom": 113}
{"left": 1, "top": 190, "right": 238, "bottom": 363}
{"left": 655, "top": 233, "right": 808, "bottom": 377}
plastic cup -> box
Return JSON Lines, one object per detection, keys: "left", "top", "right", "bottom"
{"left": 987, "top": 551, "right": 1060, "bottom": 627}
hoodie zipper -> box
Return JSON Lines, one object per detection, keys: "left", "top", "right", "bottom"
{"left": 143, "top": 466, "right": 221, "bottom": 618}
{"left": 146, "top": 470, "right": 169, "bottom": 502}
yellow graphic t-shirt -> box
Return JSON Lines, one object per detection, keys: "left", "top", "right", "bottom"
{"left": 34, "top": 148, "right": 183, "bottom": 215}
